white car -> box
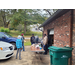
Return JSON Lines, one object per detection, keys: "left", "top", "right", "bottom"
{"left": 0, "top": 41, "right": 14, "bottom": 60}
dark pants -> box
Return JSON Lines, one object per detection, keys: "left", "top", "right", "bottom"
{"left": 31, "top": 42, "right": 35, "bottom": 45}
{"left": 22, "top": 42, "right": 25, "bottom": 51}
{"left": 16, "top": 48, "right": 21, "bottom": 60}
{"left": 44, "top": 44, "right": 48, "bottom": 54}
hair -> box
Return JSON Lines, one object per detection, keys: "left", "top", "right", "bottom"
{"left": 17, "top": 35, "right": 22, "bottom": 39}
{"left": 32, "top": 34, "right": 34, "bottom": 35}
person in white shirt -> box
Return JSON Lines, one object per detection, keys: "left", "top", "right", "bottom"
{"left": 43, "top": 34, "right": 48, "bottom": 55}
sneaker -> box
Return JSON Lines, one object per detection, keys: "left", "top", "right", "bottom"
{"left": 19, "top": 58, "right": 21, "bottom": 60}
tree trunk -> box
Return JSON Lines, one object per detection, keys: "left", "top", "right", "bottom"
{"left": 6, "top": 20, "right": 10, "bottom": 28}
{"left": 24, "top": 21, "right": 26, "bottom": 34}
{"left": 1, "top": 9, "right": 7, "bottom": 28}
{"left": 2, "top": 16, "right": 6, "bottom": 28}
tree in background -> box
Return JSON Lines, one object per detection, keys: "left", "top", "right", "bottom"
{"left": 0, "top": 9, "right": 17, "bottom": 28}
{"left": 10, "top": 9, "right": 48, "bottom": 34}
{"left": 0, "top": 9, "right": 58, "bottom": 34}
{"left": 43, "top": 9, "right": 58, "bottom": 16}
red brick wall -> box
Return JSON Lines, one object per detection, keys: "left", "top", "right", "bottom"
{"left": 43, "top": 10, "right": 72, "bottom": 47}
{"left": 72, "top": 9, "right": 75, "bottom": 65}
{"left": 43, "top": 10, "right": 75, "bottom": 65}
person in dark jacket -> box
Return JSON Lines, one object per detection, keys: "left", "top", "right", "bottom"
{"left": 30, "top": 34, "right": 35, "bottom": 45}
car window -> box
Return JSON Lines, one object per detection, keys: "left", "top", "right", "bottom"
{"left": 0, "top": 33, "right": 5, "bottom": 38}
{"left": 4, "top": 33, "right": 12, "bottom": 38}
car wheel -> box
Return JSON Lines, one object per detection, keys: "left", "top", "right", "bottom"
{"left": 11, "top": 43, "right": 16, "bottom": 50}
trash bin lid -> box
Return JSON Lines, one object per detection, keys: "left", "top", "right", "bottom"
{"left": 48, "top": 46, "right": 73, "bottom": 52}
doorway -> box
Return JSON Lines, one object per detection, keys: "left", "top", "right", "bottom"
{"left": 47, "top": 29, "right": 54, "bottom": 47}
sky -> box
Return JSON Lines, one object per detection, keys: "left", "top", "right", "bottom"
{"left": 39, "top": 9, "right": 54, "bottom": 17}
{"left": 37, "top": 9, "right": 50, "bottom": 17}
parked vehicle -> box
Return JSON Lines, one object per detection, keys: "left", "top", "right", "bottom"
{"left": 0, "top": 32, "right": 17, "bottom": 49}
{"left": 0, "top": 41, "right": 14, "bottom": 59}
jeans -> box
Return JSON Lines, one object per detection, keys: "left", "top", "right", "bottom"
{"left": 31, "top": 42, "right": 35, "bottom": 45}
{"left": 16, "top": 48, "right": 21, "bottom": 60}
{"left": 22, "top": 42, "right": 25, "bottom": 51}
{"left": 44, "top": 44, "right": 48, "bottom": 54}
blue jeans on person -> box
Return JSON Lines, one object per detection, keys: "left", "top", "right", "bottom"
{"left": 31, "top": 42, "right": 35, "bottom": 45}
{"left": 44, "top": 44, "right": 48, "bottom": 54}
{"left": 16, "top": 48, "right": 21, "bottom": 60}
{"left": 22, "top": 42, "right": 25, "bottom": 51}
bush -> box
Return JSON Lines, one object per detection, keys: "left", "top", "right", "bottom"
{"left": 4, "top": 29, "right": 10, "bottom": 33}
{"left": 0, "top": 27, "right": 10, "bottom": 33}
{"left": 0, "top": 27, "right": 5, "bottom": 32}
{"left": 9, "top": 28, "right": 14, "bottom": 30}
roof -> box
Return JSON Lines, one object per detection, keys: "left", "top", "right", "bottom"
{"left": 39, "top": 9, "right": 72, "bottom": 28}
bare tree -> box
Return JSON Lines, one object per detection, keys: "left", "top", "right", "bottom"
{"left": 43, "top": 9, "right": 58, "bottom": 16}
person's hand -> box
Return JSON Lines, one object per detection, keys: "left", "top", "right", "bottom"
{"left": 20, "top": 48, "right": 23, "bottom": 50}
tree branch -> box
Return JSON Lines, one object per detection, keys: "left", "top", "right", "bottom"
{"left": 44, "top": 9, "right": 51, "bottom": 16}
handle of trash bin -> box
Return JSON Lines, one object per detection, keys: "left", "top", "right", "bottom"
{"left": 64, "top": 46, "right": 73, "bottom": 50}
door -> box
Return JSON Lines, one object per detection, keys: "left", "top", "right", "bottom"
{"left": 47, "top": 29, "right": 51, "bottom": 46}
{"left": 0, "top": 33, "right": 8, "bottom": 42}
{"left": 47, "top": 29, "right": 54, "bottom": 46}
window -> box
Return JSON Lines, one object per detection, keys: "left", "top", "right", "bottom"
{"left": 49, "top": 29, "right": 54, "bottom": 35}
{"left": 0, "top": 33, "right": 5, "bottom": 38}
{"left": 4, "top": 33, "right": 11, "bottom": 38}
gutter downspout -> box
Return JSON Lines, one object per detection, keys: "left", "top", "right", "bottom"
{"left": 70, "top": 9, "right": 73, "bottom": 65}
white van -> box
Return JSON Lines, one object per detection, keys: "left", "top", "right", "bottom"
{"left": 0, "top": 41, "right": 14, "bottom": 59}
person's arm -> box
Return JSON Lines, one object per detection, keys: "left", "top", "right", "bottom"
{"left": 23, "top": 36, "right": 25, "bottom": 40}
{"left": 43, "top": 36, "right": 47, "bottom": 45}
{"left": 45, "top": 36, "right": 48, "bottom": 45}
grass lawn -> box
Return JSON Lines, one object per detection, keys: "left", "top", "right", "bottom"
{"left": 24, "top": 39, "right": 31, "bottom": 46}
{"left": 24, "top": 42, "right": 31, "bottom": 46}
{"left": 8, "top": 30, "right": 42, "bottom": 38}
{"left": 8, "top": 30, "right": 42, "bottom": 46}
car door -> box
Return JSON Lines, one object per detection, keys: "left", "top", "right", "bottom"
{"left": 0, "top": 33, "right": 8, "bottom": 42}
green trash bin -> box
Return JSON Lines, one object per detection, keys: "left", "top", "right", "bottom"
{"left": 48, "top": 46, "right": 73, "bottom": 65}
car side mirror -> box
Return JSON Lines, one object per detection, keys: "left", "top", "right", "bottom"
{"left": 2, "top": 36, "right": 6, "bottom": 39}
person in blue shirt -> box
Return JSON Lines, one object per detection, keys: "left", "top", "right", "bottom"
{"left": 16, "top": 35, "right": 22, "bottom": 60}
{"left": 21, "top": 34, "right": 25, "bottom": 51}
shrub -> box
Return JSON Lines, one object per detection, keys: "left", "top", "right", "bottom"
{"left": 9, "top": 28, "right": 14, "bottom": 30}
{"left": 0, "top": 27, "right": 10, "bottom": 33}
{"left": 0, "top": 27, "right": 5, "bottom": 32}
{"left": 4, "top": 29, "right": 10, "bottom": 33}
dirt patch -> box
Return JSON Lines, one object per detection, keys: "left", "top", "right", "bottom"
{"left": 0, "top": 46, "right": 50, "bottom": 65}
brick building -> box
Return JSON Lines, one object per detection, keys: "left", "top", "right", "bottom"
{"left": 39, "top": 9, "right": 75, "bottom": 65}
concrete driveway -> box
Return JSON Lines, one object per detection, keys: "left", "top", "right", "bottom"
{"left": 0, "top": 46, "right": 50, "bottom": 65}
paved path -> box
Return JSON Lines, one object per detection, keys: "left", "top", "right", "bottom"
{"left": 25, "top": 37, "right": 30, "bottom": 39}
{"left": 0, "top": 46, "right": 50, "bottom": 65}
